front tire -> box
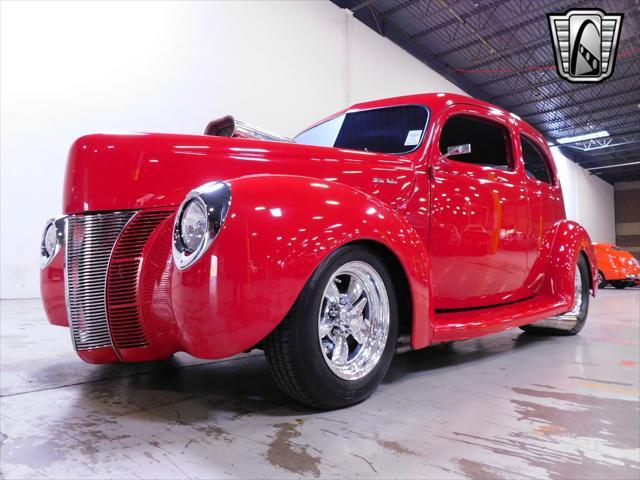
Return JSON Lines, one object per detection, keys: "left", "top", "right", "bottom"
{"left": 520, "top": 255, "right": 590, "bottom": 335}
{"left": 264, "top": 245, "right": 398, "bottom": 409}
{"left": 598, "top": 270, "right": 607, "bottom": 289}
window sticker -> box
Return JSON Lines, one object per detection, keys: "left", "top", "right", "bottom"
{"left": 404, "top": 130, "right": 423, "bottom": 146}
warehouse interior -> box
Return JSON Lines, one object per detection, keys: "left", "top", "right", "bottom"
{"left": 1, "top": 1, "right": 639, "bottom": 479}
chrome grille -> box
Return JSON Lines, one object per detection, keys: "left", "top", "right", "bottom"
{"left": 107, "top": 211, "right": 172, "bottom": 349}
{"left": 66, "top": 211, "right": 136, "bottom": 350}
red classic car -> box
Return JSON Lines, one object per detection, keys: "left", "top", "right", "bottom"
{"left": 41, "top": 93, "right": 597, "bottom": 409}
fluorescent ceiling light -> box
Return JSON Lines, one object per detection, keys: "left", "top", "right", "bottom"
{"left": 556, "top": 130, "right": 609, "bottom": 144}
{"left": 586, "top": 161, "right": 640, "bottom": 171}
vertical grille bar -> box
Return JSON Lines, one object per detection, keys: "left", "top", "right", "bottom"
{"left": 66, "top": 211, "right": 136, "bottom": 351}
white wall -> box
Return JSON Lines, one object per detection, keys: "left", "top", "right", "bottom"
{"left": 552, "top": 147, "right": 615, "bottom": 243}
{"left": 0, "top": 1, "right": 466, "bottom": 298}
{"left": 0, "top": 1, "right": 615, "bottom": 298}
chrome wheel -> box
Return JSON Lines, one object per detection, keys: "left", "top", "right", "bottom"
{"left": 569, "top": 266, "right": 583, "bottom": 315}
{"left": 318, "top": 261, "right": 390, "bottom": 381}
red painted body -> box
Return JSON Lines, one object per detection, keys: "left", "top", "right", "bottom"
{"left": 41, "top": 93, "right": 597, "bottom": 363}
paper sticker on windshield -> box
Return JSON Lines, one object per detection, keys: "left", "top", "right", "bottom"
{"left": 404, "top": 130, "right": 422, "bottom": 146}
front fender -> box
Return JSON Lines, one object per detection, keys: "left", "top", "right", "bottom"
{"left": 171, "top": 175, "right": 432, "bottom": 358}
{"left": 542, "top": 220, "right": 597, "bottom": 304}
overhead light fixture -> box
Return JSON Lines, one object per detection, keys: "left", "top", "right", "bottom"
{"left": 556, "top": 130, "right": 609, "bottom": 144}
{"left": 586, "top": 161, "right": 640, "bottom": 171}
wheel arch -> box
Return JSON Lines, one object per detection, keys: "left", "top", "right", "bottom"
{"left": 541, "top": 220, "right": 598, "bottom": 302}
{"left": 343, "top": 239, "right": 414, "bottom": 338}
{"left": 170, "top": 174, "right": 433, "bottom": 358}
{"left": 579, "top": 249, "right": 595, "bottom": 294}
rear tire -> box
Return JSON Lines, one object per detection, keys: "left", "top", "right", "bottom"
{"left": 520, "top": 255, "right": 589, "bottom": 335}
{"left": 264, "top": 245, "right": 398, "bottom": 409}
{"left": 610, "top": 280, "right": 627, "bottom": 290}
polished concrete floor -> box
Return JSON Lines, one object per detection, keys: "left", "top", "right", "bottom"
{"left": 1, "top": 288, "right": 639, "bottom": 479}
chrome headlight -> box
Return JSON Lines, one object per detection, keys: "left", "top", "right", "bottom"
{"left": 40, "top": 217, "right": 64, "bottom": 269}
{"left": 173, "top": 181, "right": 231, "bottom": 269}
{"left": 180, "top": 199, "right": 208, "bottom": 253}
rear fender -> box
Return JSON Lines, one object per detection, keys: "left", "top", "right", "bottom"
{"left": 171, "top": 174, "right": 432, "bottom": 358}
{"left": 541, "top": 220, "right": 597, "bottom": 304}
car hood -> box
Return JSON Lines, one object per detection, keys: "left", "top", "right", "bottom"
{"left": 63, "top": 133, "right": 417, "bottom": 214}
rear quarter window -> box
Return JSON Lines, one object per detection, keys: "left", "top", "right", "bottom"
{"left": 520, "top": 135, "right": 554, "bottom": 184}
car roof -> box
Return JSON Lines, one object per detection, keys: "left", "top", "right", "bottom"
{"left": 355, "top": 92, "right": 540, "bottom": 132}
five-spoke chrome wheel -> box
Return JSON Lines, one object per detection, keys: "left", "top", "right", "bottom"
{"left": 265, "top": 245, "right": 398, "bottom": 408}
{"left": 318, "top": 261, "right": 390, "bottom": 380}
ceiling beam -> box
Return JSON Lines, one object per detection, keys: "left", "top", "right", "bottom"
{"left": 377, "top": 0, "right": 422, "bottom": 19}
{"left": 536, "top": 114, "right": 640, "bottom": 137}
{"left": 410, "top": 0, "right": 506, "bottom": 41}
{"left": 487, "top": 63, "right": 639, "bottom": 103}
{"left": 352, "top": 0, "right": 377, "bottom": 12}
{"left": 475, "top": 45, "right": 640, "bottom": 90}
{"left": 430, "top": 0, "right": 579, "bottom": 56}
{"left": 520, "top": 93, "right": 640, "bottom": 120}
{"left": 548, "top": 130, "right": 640, "bottom": 148}
{"left": 540, "top": 116, "right": 640, "bottom": 135}
{"left": 499, "top": 68, "right": 640, "bottom": 111}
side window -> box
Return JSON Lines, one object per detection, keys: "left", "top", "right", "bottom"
{"left": 520, "top": 135, "right": 553, "bottom": 184}
{"left": 439, "top": 115, "right": 511, "bottom": 170}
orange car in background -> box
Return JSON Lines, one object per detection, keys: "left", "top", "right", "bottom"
{"left": 594, "top": 243, "right": 640, "bottom": 289}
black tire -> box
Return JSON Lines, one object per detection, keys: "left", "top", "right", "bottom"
{"left": 598, "top": 270, "right": 607, "bottom": 289}
{"left": 264, "top": 245, "right": 398, "bottom": 409}
{"left": 610, "top": 280, "right": 627, "bottom": 290}
{"left": 520, "top": 255, "right": 590, "bottom": 335}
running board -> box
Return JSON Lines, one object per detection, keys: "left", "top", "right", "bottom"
{"left": 432, "top": 294, "right": 571, "bottom": 342}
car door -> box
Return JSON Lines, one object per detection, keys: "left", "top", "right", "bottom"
{"left": 519, "top": 132, "right": 564, "bottom": 292}
{"left": 429, "top": 104, "right": 531, "bottom": 310}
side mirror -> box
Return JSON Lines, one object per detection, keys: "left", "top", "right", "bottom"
{"left": 441, "top": 143, "right": 471, "bottom": 160}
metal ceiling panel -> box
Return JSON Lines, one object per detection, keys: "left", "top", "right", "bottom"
{"left": 333, "top": 0, "right": 640, "bottom": 184}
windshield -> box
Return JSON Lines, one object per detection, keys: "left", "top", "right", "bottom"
{"left": 294, "top": 105, "right": 429, "bottom": 154}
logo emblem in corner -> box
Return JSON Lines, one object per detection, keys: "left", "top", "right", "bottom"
{"left": 548, "top": 9, "right": 623, "bottom": 83}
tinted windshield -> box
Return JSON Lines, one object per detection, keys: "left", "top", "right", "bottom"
{"left": 294, "top": 105, "right": 429, "bottom": 154}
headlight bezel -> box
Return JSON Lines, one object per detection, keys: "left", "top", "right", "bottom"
{"left": 40, "top": 217, "right": 64, "bottom": 269}
{"left": 172, "top": 181, "right": 231, "bottom": 270}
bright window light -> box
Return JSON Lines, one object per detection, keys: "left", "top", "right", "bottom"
{"left": 556, "top": 130, "right": 609, "bottom": 144}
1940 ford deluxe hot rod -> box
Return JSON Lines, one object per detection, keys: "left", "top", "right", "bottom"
{"left": 41, "top": 93, "right": 597, "bottom": 409}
